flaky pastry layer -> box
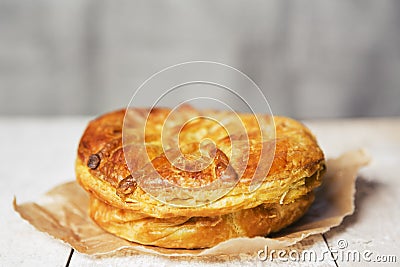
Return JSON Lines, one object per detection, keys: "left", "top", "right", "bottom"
{"left": 89, "top": 192, "right": 315, "bottom": 249}
{"left": 76, "top": 106, "right": 325, "bottom": 248}
{"left": 76, "top": 106, "right": 325, "bottom": 218}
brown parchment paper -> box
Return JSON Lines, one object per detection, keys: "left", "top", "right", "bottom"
{"left": 13, "top": 149, "right": 370, "bottom": 257}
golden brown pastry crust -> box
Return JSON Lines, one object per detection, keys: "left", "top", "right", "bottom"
{"left": 89, "top": 192, "right": 314, "bottom": 249}
{"left": 76, "top": 106, "right": 325, "bottom": 248}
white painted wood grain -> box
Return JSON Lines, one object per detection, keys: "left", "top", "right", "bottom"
{"left": 306, "top": 119, "right": 400, "bottom": 267}
{"left": 2, "top": 117, "right": 399, "bottom": 266}
{"left": 69, "top": 235, "right": 335, "bottom": 267}
{"left": 0, "top": 117, "right": 89, "bottom": 266}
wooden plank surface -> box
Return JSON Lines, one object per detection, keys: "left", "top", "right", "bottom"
{"left": 69, "top": 235, "right": 335, "bottom": 267}
{"left": 0, "top": 117, "right": 88, "bottom": 266}
{"left": 306, "top": 119, "right": 400, "bottom": 266}
{"left": 1, "top": 117, "right": 399, "bottom": 266}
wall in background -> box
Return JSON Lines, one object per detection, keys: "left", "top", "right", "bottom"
{"left": 1, "top": 0, "right": 400, "bottom": 118}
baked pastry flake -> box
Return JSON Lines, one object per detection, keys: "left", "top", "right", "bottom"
{"left": 76, "top": 106, "right": 325, "bottom": 248}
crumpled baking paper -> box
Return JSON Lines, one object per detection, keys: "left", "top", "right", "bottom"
{"left": 13, "top": 149, "right": 370, "bottom": 257}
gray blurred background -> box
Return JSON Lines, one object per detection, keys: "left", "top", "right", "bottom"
{"left": 1, "top": 0, "right": 399, "bottom": 118}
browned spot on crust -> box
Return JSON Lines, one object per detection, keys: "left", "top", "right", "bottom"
{"left": 87, "top": 154, "right": 100, "bottom": 169}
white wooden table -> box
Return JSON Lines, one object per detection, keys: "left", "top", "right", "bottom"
{"left": 1, "top": 117, "right": 399, "bottom": 266}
